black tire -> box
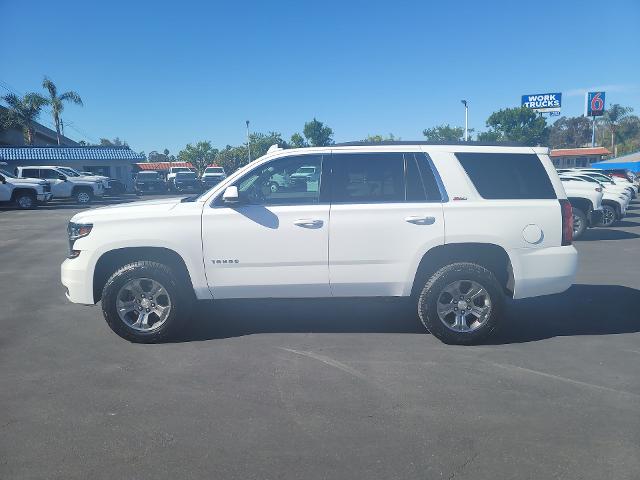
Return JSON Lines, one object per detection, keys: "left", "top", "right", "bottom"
{"left": 598, "top": 204, "right": 617, "bottom": 227}
{"left": 417, "top": 262, "right": 504, "bottom": 345}
{"left": 101, "top": 261, "right": 193, "bottom": 343}
{"left": 13, "top": 191, "right": 36, "bottom": 209}
{"left": 74, "top": 188, "right": 93, "bottom": 205}
{"left": 572, "top": 207, "right": 587, "bottom": 239}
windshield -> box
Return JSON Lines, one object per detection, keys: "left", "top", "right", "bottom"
{"left": 172, "top": 167, "right": 191, "bottom": 173}
{"left": 137, "top": 172, "right": 160, "bottom": 178}
{"left": 205, "top": 167, "right": 224, "bottom": 174}
{"left": 0, "top": 168, "right": 17, "bottom": 178}
{"left": 176, "top": 172, "right": 197, "bottom": 179}
{"left": 58, "top": 167, "right": 80, "bottom": 177}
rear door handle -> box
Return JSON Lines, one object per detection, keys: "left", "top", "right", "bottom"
{"left": 293, "top": 218, "right": 324, "bottom": 228}
{"left": 405, "top": 215, "right": 436, "bottom": 225}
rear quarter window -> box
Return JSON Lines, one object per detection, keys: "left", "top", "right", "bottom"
{"left": 455, "top": 152, "right": 556, "bottom": 200}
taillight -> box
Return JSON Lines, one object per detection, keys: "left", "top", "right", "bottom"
{"left": 560, "top": 199, "right": 573, "bottom": 246}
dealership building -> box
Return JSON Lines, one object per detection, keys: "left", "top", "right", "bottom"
{"left": 0, "top": 146, "right": 145, "bottom": 191}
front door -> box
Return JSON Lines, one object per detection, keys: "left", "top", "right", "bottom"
{"left": 201, "top": 154, "right": 330, "bottom": 298}
{"left": 327, "top": 151, "right": 446, "bottom": 297}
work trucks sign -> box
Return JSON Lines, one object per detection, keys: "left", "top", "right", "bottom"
{"left": 521, "top": 93, "right": 562, "bottom": 114}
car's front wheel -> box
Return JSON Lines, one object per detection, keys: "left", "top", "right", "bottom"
{"left": 74, "top": 189, "right": 93, "bottom": 204}
{"left": 14, "top": 191, "right": 36, "bottom": 209}
{"left": 101, "top": 261, "right": 192, "bottom": 343}
{"left": 417, "top": 262, "right": 504, "bottom": 345}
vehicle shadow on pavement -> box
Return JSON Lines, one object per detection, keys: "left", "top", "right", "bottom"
{"left": 578, "top": 229, "right": 640, "bottom": 241}
{"left": 177, "top": 284, "right": 640, "bottom": 344}
{"left": 489, "top": 284, "right": 640, "bottom": 344}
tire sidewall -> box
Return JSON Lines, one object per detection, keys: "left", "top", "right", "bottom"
{"left": 600, "top": 205, "right": 616, "bottom": 227}
{"left": 418, "top": 263, "right": 504, "bottom": 345}
{"left": 102, "top": 262, "right": 188, "bottom": 343}
{"left": 75, "top": 189, "right": 93, "bottom": 204}
{"left": 572, "top": 207, "right": 587, "bottom": 239}
{"left": 15, "top": 193, "right": 35, "bottom": 209}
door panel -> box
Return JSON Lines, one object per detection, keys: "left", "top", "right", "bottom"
{"left": 329, "top": 203, "right": 444, "bottom": 296}
{"left": 201, "top": 153, "right": 330, "bottom": 298}
{"left": 202, "top": 204, "right": 330, "bottom": 298}
{"left": 328, "top": 151, "right": 446, "bottom": 297}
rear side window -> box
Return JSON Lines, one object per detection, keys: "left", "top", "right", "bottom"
{"left": 22, "top": 168, "right": 39, "bottom": 178}
{"left": 331, "top": 153, "right": 404, "bottom": 203}
{"left": 456, "top": 153, "right": 556, "bottom": 199}
{"left": 40, "top": 169, "right": 60, "bottom": 180}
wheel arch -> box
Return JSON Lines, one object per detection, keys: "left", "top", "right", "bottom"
{"left": 93, "top": 247, "right": 195, "bottom": 303}
{"left": 567, "top": 197, "right": 592, "bottom": 214}
{"left": 10, "top": 187, "right": 36, "bottom": 200}
{"left": 411, "top": 243, "right": 514, "bottom": 298}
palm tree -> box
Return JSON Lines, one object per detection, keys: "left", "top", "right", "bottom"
{"left": 603, "top": 104, "right": 633, "bottom": 156}
{"left": 42, "top": 77, "right": 83, "bottom": 145}
{"left": 1, "top": 92, "right": 48, "bottom": 144}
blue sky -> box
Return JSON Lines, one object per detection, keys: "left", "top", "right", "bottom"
{"left": 1, "top": 0, "right": 639, "bottom": 154}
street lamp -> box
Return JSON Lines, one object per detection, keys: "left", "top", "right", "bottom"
{"left": 246, "top": 120, "right": 251, "bottom": 163}
{"left": 461, "top": 100, "right": 468, "bottom": 141}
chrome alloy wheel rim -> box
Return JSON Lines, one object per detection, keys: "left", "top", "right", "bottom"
{"left": 116, "top": 278, "right": 172, "bottom": 332}
{"left": 572, "top": 213, "right": 583, "bottom": 235}
{"left": 602, "top": 207, "right": 615, "bottom": 226}
{"left": 436, "top": 280, "right": 492, "bottom": 332}
{"left": 17, "top": 195, "right": 33, "bottom": 208}
{"left": 77, "top": 192, "right": 90, "bottom": 203}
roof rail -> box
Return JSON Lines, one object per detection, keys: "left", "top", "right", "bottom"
{"left": 332, "top": 140, "right": 529, "bottom": 147}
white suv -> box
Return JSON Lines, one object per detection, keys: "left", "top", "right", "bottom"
{"left": 61, "top": 143, "right": 578, "bottom": 345}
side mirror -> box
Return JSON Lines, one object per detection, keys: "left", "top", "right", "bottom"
{"left": 58, "top": 174, "right": 67, "bottom": 181}
{"left": 222, "top": 186, "right": 239, "bottom": 203}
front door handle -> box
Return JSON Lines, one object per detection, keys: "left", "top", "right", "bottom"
{"left": 405, "top": 215, "right": 436, "bottom": 225}
{"left": 293, "top": 218, "right": 324, "bottom": 228}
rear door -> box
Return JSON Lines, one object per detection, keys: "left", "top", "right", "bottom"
{"left": 327, "top": 151, "right": 445, "bottom": 297}
{"left": 39, "top": 168, "right": 72, "bottom": 198}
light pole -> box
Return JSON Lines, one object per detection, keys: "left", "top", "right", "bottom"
{"left": 246, "top": 120, "right": 251, "bottom": 163}
{"left": 461, "top": 100, "right": 468, "bottom": 141}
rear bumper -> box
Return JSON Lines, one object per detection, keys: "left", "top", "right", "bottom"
{"left": 510, "top": 246, "right": 578, "bottom": 300}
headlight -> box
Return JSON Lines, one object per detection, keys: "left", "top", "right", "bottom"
{"left": 67, "top": 222, "right": 93, "bottom": 258}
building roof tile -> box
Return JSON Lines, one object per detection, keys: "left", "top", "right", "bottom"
{"left": 0, "top": 146, "right": 145, "bottom": 162}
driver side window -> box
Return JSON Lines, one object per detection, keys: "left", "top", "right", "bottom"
{"left": 225, "top": 155, "right": 323, "bottom": 206}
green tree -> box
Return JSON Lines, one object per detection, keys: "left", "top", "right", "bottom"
{"left": 215, "top": 145, "right": 249, "bottom": 174}
{"left": 290, "top": 132, "right": 308, "bottom": 148}
{"left": 302, "top": 118, "right": 334, "bottom": 146}
{"left": 363, "top": 133, "right": 400, "bottom": 143}
{"left": 177, "top": 141, "right": 219, "bottom": 175}
{"left": 422, "top": 124, "right": 467, "bottom": 142}
{"left": 99, "top": 137, "right": 126, "bottom": 146}
{"left": 41, "top": 77, "right": 83, "bottom": 145}
{"left": 249, "top": 131, "right": 288, "bottom": 158}
{"left": 477, "top": 107, "right": 548, "bottom": 146}
{"left": 1, "top": 92, "right": 48, "bottom": 144}
{"left": 603, "top": 104, "right": 633, "bottom": 156}
{"left": 548, "top": 116, "right": 592, "bottom": 148}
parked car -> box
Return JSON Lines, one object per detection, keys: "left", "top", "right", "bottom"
{"left": 166, "top": 166, "right": 194, "bottom": 184}
{"left": 62, "top": 142, "right": 578, "bottom": 345}
{"left": 0, "top": 164, "right": 52, "bottom": 209}
{"left": 559, "top": 178, "right": 604, "bottom": 238}
{"left": 559, "top": 174, "right": 627, "bottom": 227}
{"left": 57, "top": 166, "right": 110, "bottom": 190}
{"left": 135, "top": 171, "right": 167, "bottom": 194}
{"left": 106, "top": 179, "right": 127, "bottom": 195}
{"left": 201, "top": 166, "right": 227, "bottom": 189}
{"left": 171, "top": 171, "right": 201, "bottom": 193}
{"left": 16, "top": 166, "right": 104, "bottom": 204}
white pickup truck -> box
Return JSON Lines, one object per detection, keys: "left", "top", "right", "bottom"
{"left": 62, "top": 143, "right": 578, "bottom": 345}
{"left": 16, "top": 166, "right": 104, "bottom": 204}
{"left": 0, "top": 164, "right": 52, "bottom": 209}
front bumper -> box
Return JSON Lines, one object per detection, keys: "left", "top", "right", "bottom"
{"left": 61, "top": 253, "right": 96, "bottom": 305}
{"left": 510, "top": 245, "right": 578, "bottom": 300}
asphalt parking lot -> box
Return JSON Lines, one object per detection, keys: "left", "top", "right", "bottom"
{"left": 1, "top": 197, "right": 639, "bottom": 480}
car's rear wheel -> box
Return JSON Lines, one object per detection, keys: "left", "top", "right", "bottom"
{"left": 572, "top": 207, "right": 587, "bottom": 239}
{"left": 599, "top": 204, "right": 617, "bottom": 227}
{"left": 101, "top": 261, "right": 192, "bottom": 343}
{"left": 14, "top": 192, "right": 36, "bottom": 209}
{"left": 417, "top": 262, "right": 504, "bottom": 345}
